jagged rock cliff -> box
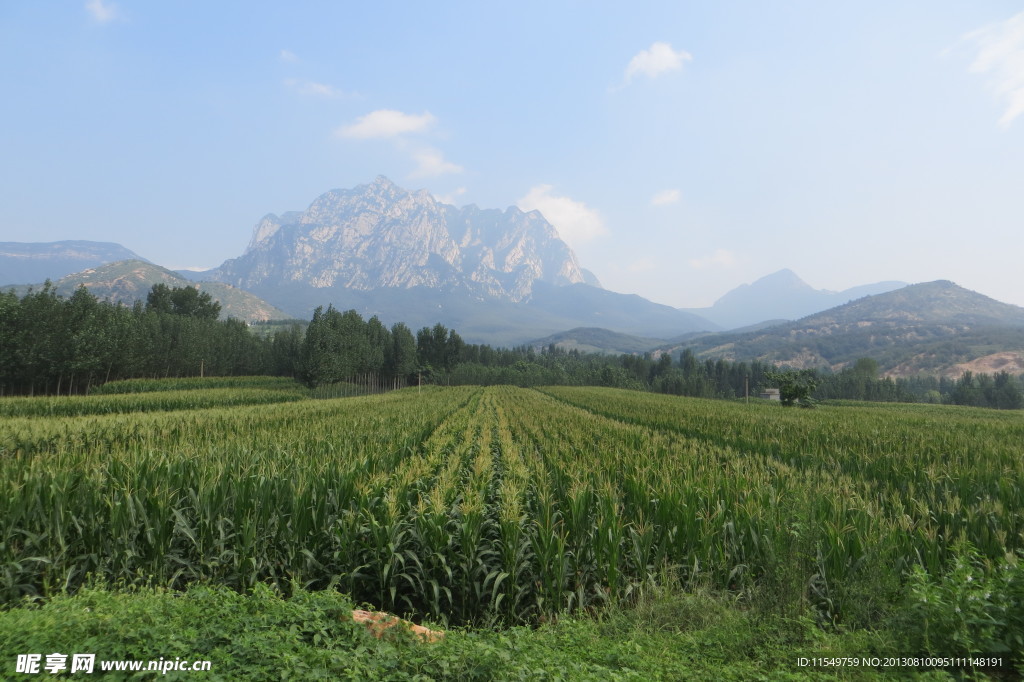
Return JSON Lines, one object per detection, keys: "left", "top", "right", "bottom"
{"left": 209, "top": 177, "right": 589, "bottom": 302}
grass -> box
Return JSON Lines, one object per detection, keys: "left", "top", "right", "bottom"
{"left": 2, "top": 378, "right": 1022, "bottom": 678}
{"left": 0, "top": 582, "right": 970, "bottom": 681}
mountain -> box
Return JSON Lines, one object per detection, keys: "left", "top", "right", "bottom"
{"left": 525, "top": 282, "right": 716, "bottom": 338}
{"left": 530, "top": 327, "right": 667, "bottom": 355}
{"left": 675, "top": 281, "right": 1024, "bottom": 376}
{"left": 580, "top": 269, "right": 602, "bottom": 288}
{"left": 0, "top": 240, "right": 147, "bottom": 286}
{"left": 8, "top": 260, "right": 291, "bottom": 322}
{"left": 682, "top": 269, "right": 906, "bottom": 329}
{"left": 204, "top": 177, "right": 716, "bottom": 344}
{"left": 209, "top": 176, "right": 588, "bottom": 302}
{"left": 786, "top": 280, "right": 1024, "bottom": 328}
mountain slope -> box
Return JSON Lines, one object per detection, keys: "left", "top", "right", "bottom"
{"left": 526, "top": 282, "right": 718, "bottom": 338}
{"left": 529, "top": 327, "right": 666, "bottom": 354}
{"left": 208, "top": 176, "right": 588, "bottom": 302}
{"left": 677, "top": 281, "right": 1024, "bottom": 375}
{"left": 682, "top": 269, "right": 906, "bottom": 329}
{"left": 0, "top": 240, "right": 147, "bottom": 285}
{"left": 10, "top": 260, "right": 291, "bottom": 322}
{"left": 799, "top": 280, "right": 1024, "bottom": 327}
{"left": 202, "top": 177, "right": 717, "bottom": 344}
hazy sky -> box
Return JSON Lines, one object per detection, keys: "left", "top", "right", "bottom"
{"left": 2, "top": 2, "right": 1022, "bottom": 307}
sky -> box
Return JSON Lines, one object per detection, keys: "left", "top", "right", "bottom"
{"left": 1, "top": 1, "right": 1022, "bottom": 308}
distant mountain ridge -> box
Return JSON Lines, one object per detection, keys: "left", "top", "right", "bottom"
{"left": 0, "top": 240, "right": 147, "bottom": 285}
{"left": 793, "top": 280, "right": 1024, "bottom": 327}
{"left": 8, "top": 185, "right": 1016, "bottom": 363}
{"left": 6, "top": 260, "right": 290, "bottom": 322}
{"left": 530, "top": 327, "right": 666, "bottom": 355}
{"left": 207, "top": 176, "right": 590, "bottom": 302}
{"left": 682, "top": 269, "right": 907, "bottom": 329}
{"left": 675, "top": 280, "right": 1024, "bottom": 376}
{"left": 200, "top": 177, "right": 716, "bottom": 344}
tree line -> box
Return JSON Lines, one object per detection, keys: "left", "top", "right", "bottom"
{"left": 1, "top": 283, "right": 1021, "bottom": 408}
{"left": 0, "top": 284, "right": 271, "bottom": 395}
{"left": 812, "top": 357, "right": 1023, "bottom": 409}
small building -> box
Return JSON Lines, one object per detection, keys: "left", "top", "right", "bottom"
{"left": 759, "top": 388, "right": 781, "bottom": 401}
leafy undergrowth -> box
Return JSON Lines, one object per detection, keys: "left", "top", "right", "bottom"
{"left": 0, "top": 583, "right": 986, "bottom": 681}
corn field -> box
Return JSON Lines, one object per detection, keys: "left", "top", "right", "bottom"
{"left": 1, "top": 383, "right": 1021, "bottom": 627}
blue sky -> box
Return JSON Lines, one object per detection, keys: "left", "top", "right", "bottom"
{"left": 1, "top": 1, "right": 1022, "bottom": 307}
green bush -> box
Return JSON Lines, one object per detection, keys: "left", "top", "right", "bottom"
{"left": 901, "top": 542, "right": 1023, "bottom": 659}
{"left": 0, "top": 582, "right": 916, "bottom": 681}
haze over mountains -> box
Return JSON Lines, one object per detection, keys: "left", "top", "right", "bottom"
{"left": 3, "top": 260, "right": 289, "bottom": 323}
{"left": 205, "top": 176, "right": 598, "bottom": 302}
{"left": 674, "top": 280, "right": 1024, "bottom": 377}
{"left": 190, "top": 176, "right": 711, "bottom": 344}
{"left": 0, "top": 241, "right": 147, "bottom": 286}
{"left": 682, "top": 268, "right": 907, "bottom": 330}
{"left": 3, "top": 177, "right": 1023, "bottom": 375}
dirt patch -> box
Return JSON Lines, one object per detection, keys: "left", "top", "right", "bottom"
{"left": 950, "top": 351, "right": 1024, "bottom": 377}
{"left": 351, "top": 610, "right": 444, "bottom": 642}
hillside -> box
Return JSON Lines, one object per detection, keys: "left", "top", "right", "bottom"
{"left": 529, "top": 327, "right": 666, "bottom": 354}
{"left": 0, "top": 240, "right": 147, "bottom": 285}
{"left": 207, "top": 176, "right": 590, "bottom": 302}
{"left": 8, "top": 260, "right": 291, "bottom": 322}
{"left": 680, "top": 269, "right": 907, "bottom": 329}
{"left": 199, "top": 177, "right": 717, "bottom": 344}
{"left": 674, "top": 281, "right": 1024, "bottom": 376}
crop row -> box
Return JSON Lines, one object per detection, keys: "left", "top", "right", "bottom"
{"left": 2, "top": 384, "right": 1022, "bottom": 630}
{"left": 0, "top": 387, "right": 474, "bottom": 602}
{"left": 0, "top": 387, "right": 309, "bottom": 418}
{"left": 539, "top": 386, "right": 1024, "bottom": 574}
{"left": 87, "top": 375, "right": 304, "bottom": 395}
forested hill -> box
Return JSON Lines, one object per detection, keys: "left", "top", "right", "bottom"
{"left": 1, "top": 283, "right": 1020, "bottom": 409}
{"left": 674, "top": 280, "right": 1024, "bottom": 376}
{"left": 0, "top": 240, "right": 146, "bottom": 285}
{"left": 9, "top": 259, "right": 290, "bottom": 323}
{"left": 793, "top": 280, "right": 1024, "bottom": 327}
{"left": 680, "top": 268, "right": 907, "bottom": 330}
{"left": 528, "top": 327, "right": 666, "bottom": 354}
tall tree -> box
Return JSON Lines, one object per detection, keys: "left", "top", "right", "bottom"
{"left": 388, "top": 322, "right": 417, "bottom": 381}
{"left": 146, "top": 284, "right": 221, "bottom": 319}
{"left": 765, "top": 369, "right": 819, "bottom": 407}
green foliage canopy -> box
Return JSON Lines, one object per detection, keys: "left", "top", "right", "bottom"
{"left": 765, "top": 368, "right": 819, "bottom": 407}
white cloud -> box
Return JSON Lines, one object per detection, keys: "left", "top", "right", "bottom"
{"left": 650, "top": 189, "right": 681, "bottom": 206}
{"left": 285, "top": 79, "right": 348, "bottom": 98}
{"left": 963, "top": 12, "right": 1024, "bottom": 128}
{"left": 85, "top": 0, "right": 120, "bottom": 24}
{"left": 337, "top": 109, "right": 436, "bottom": 139}
{"left": 334, "top": 110, "right": 458, "bottom": 178}
{"left": 410, "top": 148, "right": 463, "bottom": 178}
{"left": 625, "top": 42, "right": 692, "bottom": 83}
{"left": 279, "top": 49, "right": 300, "bottom": 63}
{"left": 517, "top": 185, "right": 608, "bottom": 246}
{"left": 434, "top": 187, "right": 467, "bottom": 205}
{"left": 688, "top": 249, "right": 738, "bottom": 270}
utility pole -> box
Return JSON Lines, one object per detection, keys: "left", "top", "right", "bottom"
{"left": 745, "top": 375, "right": 749, "bottom": 404}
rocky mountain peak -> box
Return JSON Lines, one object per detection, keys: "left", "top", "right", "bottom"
{"left": 210, "top": 178, "right": 590, "bottom": 302}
